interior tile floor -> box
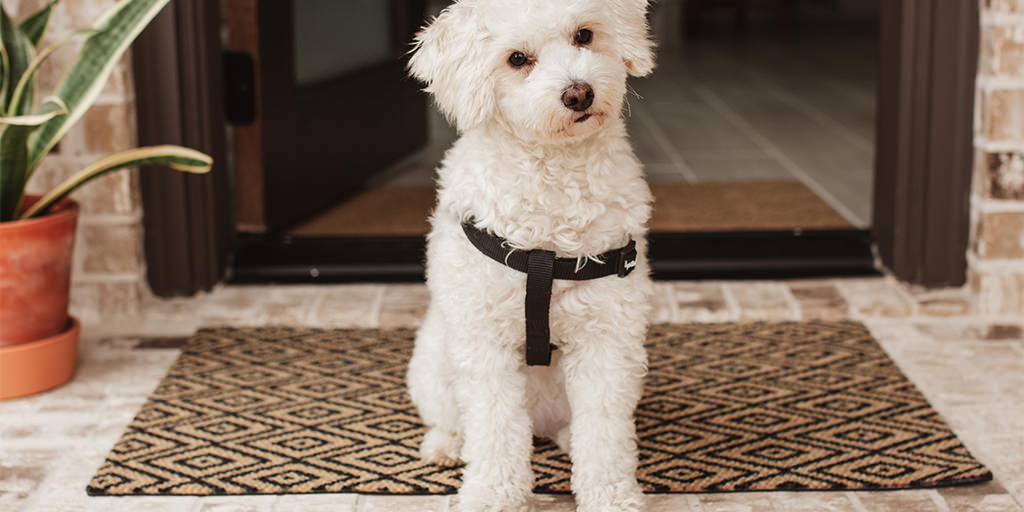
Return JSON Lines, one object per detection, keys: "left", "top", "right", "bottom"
{"left": 3, "top": 278, "right": 1023, "bottom": 511}
{"left": 362, "top": 34, "right": 877, "bottom": 230}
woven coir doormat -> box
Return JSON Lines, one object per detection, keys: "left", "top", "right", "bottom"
{"left": 88, "top": 322, "right": 990, "bottom": 496}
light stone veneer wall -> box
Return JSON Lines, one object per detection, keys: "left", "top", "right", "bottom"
{"left": 14, "top": 0, "right": 144, "bottom": 323}
{"left": 10, "top": 0, "right": 1024, "bottom": 321}
{"left": 972, "top": 0, "right": 1024, "bottom": 314}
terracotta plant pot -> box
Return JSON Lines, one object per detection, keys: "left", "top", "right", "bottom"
{"left": 0, "top": 196, "right": 78, "bottom": 346}
{"left": 0, "top": 195, "right": 81, "bottom": 399}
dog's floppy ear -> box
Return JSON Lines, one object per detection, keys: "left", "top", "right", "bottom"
{"left": 408, "top": 1, "right": 494, "bottom": 130}
{"left": 609, "top": 0, "right": 656, "bottom": 77}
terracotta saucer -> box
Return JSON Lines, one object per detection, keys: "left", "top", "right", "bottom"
{"left": 0, "top": 317, "right": 80, "bottom": 400}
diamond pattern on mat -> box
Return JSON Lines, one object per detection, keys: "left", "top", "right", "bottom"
{"left": 87, "top": 322, "right": 991, "bottom": 496}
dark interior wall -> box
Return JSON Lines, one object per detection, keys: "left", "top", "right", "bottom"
{"left": 682, "top": 0, "right": 882, "bottom": 32}
{"left": 806, "top": 0, "right": 881, "bottom": 20}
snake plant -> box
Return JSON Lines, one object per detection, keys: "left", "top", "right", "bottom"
{"left": 0, "top": 0, "right": 212, "bottom": 222}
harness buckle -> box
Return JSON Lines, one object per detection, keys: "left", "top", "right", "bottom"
{"left": 617, "top": 241, "right": 638, "bottom": 278}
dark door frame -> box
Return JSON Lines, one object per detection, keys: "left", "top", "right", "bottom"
{"left": 874, "top": 0, "right": 979, "bottom": 287}
{"left": 136, "top": 0, "right": 978, "bottom": 296}
{"left": 134, "top": 0, "right": 231, "bottom": 296}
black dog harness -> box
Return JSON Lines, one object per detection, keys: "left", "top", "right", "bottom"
{"left": 462, "top": 221, "right": 638, "bottom": 366}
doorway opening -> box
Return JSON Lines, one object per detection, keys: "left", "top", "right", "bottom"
{"left": 224, "top": 0, "right": 881, "bottom": 283}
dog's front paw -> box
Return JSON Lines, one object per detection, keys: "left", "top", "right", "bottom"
{"left": 575, "top": 479, "right": 644, "bottom": 512}
{"left": 456, "top": 481, "right": 534, "bottom": 512}
{"left": 420, "top": 427, "right": 464, "bottom": 467}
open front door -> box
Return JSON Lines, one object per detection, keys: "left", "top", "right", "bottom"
{"left": 227, "top": 0, "right": 428, "bottom": 232}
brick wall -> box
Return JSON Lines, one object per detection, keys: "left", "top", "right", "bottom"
{"left": 972, "top": 0, "right": 1024, "bottom": 314}
{"left": 14, "top": 0, "right": 145, "bottom": 323}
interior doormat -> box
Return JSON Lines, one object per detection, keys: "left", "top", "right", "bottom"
{"left": 285, "top": 180, "right": 852, "bottom": 237}
{"left": 88, "top": 322, "right": 991, "bottom": 496}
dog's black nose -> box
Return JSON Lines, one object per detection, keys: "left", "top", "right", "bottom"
{"left": 561, "top": 82, "right": 594, "bottom": 112}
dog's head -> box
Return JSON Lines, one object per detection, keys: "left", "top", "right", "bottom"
{"left": 409, "top": 0, "right": 655, "bottom": 141}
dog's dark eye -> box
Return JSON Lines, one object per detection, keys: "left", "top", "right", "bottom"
{"left": 508, "top": 51, "right": 528, "bottom": 68}
{"left": 575, "top": 29, "right": 593, "bottom": 45}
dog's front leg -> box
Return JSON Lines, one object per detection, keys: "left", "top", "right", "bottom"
{"left": 451, "top": 338, "right": 535, "bottom": 512}
{"left": 561, "top": 333, "right": 646, "bottom": 512}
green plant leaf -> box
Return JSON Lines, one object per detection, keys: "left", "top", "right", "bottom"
{"left": 19, "top": 0, "right": 59, "bottom": 48}
{"left": 27, "top": 0, "right": 171, "bottom": 173}
{"left": 0, "top": 124, "right": 36, "bottom": 220}
{"left": 0, "top": 5, "right": 36, "bottom": 116}
{"left": 0, "top": 98, "right": 64, "bottom": 218}
{"left": 0, "top": 97, "right": 67, "bottom": 126}
{"left": 0, "top": 46, "right": 10, "bottom": 115}
{"left": 19, "top": 145, "right": 213, "bottom": 220}
{"left": 8, "top": 28, "right": 100, "bottom": 114}
{"left": 0, "top": 107, "right": 64, "bottom": 126}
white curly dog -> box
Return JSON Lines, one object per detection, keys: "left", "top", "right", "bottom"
{"left": 406, "top": 1, "right": 656, "bottom": 510}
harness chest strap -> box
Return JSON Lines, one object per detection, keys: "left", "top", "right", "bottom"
{"left": 461, "top": 221, "right": 639, "bottom": 366}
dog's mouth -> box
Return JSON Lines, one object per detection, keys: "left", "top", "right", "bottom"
{"left": 555, "top": 111, "right": 606, "bottom": 137}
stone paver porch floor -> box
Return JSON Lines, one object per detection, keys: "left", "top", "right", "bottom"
{"left": 2, "top": 277, "right": 1023, "bottom": 511}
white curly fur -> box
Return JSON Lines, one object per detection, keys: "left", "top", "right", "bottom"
{"left": 406, "top": 1, "right": 655, "bottom": 510}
